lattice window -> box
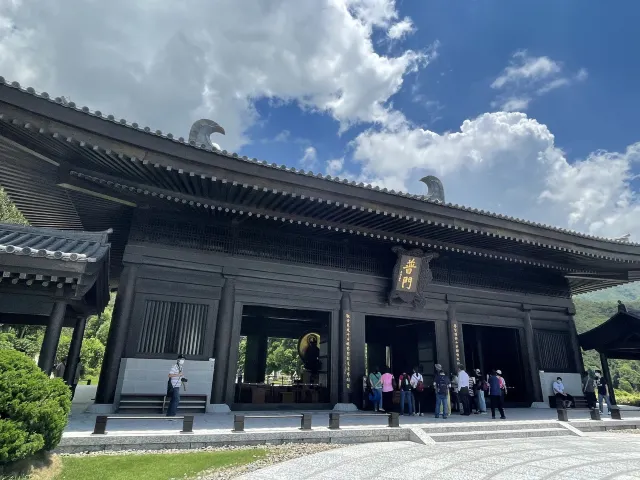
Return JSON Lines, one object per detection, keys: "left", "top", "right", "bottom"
{"left": 535, "top": 330, "right": 572, "bottom": 372}
{"left": 137, "top": 300, "right": 208, "bottom": 356}
{"left": 131, "top": 214, "right": 571, "bottom": 298}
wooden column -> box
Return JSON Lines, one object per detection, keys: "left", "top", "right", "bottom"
{"left": 339, "top": 282, "right": 353, "bottom": 404}
{"left": 243, "top": 334, "right": 268, "bottom": 383}
{"left": 600, "top": 352, "right": 617, "bottom": 405}
{"left": 38, "top": 300, "right": 67, "bottom": 375}
{"left": 447, "top": 301, "right": 463, "bottom": 370}
{"left": 434, "top": 319, "right": 451, "bottom": 376}
{"left": 567, "top": 305, "right": 585, "bottom": 373}
{"left": 522, "top": 304, "right": 543, "bottom": 402}
{"left": 64, "top": 316, "right": 87, "bottom": 386}
{"left": 350, "top": 311, "right": 366, "bottom": 408}
{"left": 95, "top": 264, "right": 138, "bottom": 404}
{"left": 211, "top": 269, "right": 237, "bottom": 404}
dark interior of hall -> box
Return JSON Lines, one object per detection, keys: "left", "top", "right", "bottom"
{"left": 462, "top": 324, "right": 529, "bottom": 405}
{"left": 365, "top": 316, "right": 438, "bottom": 410}
{"left": 234, "top": 305, "right": 332, "bottom": 409}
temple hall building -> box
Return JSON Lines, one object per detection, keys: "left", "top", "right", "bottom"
{"left": 1, "top": 77, "right": 640, "bottom": 413}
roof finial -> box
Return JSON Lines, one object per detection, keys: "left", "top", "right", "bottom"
{"left": 189, "top": 119, "right": 225, "bottom": 149}
{"left": 420, "top": 175, "right": 445, "bottom": 203}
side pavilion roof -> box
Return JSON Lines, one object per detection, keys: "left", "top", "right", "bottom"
{"left": 1, "top": 78, "right": 639, "bottom": 294}
{"left": 0, "top": 222, "right": 111, "bottom": 324}
{"left": 579, "top": 310, "right": 640, "bottom": 361}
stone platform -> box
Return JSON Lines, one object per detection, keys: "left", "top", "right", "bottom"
{"left": 56, "top": 407, "right": 640, "bottom": 453}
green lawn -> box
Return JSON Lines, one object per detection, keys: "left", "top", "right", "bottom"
{"left": 54, "top": 449, "right": 267, "bottom": 480}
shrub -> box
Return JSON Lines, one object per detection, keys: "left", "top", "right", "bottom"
{"left": 616, "top": 391, "right": 640, "bottom": 407}
{"left": 0, "top": 349, "right": 71, "bottom": 465}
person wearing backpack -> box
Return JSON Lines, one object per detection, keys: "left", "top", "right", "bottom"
{"left": 433, "top": 369, "right": 451, "bottom": 419}
{"left": 410, "top": 366, "right": 424, "bottom": 416}
{"left": 398, "top": 371, "right": 414, "bottom": 415}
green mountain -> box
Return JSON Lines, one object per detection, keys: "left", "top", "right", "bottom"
{"left": 577, "top": 282, "right": 640, "bottom": 303}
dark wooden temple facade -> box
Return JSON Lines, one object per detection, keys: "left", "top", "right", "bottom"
{"left": 2, "top": 78, "right": 640, "bottom": 410}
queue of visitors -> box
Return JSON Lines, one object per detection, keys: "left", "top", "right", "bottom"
{"left": 366, "top": 364, "right": 507, "bottom": 419}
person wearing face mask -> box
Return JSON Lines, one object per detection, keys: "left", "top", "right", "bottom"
{"left": 553, "top": 376, "right": 574, "bottom": 408}
{"left": 167, "top": 354, "right": 187, "bottom": 417}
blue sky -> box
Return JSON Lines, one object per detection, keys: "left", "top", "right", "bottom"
{"left": 247, "top": 1, "right": 640, "bottom": 170}
{"left": 1, "top": 1, "right": 638, "bottom": 239}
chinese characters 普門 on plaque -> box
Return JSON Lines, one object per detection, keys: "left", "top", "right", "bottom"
{"left": 395, "top": 255, "right": 421, "bottom": 293}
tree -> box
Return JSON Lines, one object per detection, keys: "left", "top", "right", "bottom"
{"left": 266, "top": 338, "right": 302, "bottom": 377}
{"left": 0, "top": 188, "right": 27, "bottom": 225}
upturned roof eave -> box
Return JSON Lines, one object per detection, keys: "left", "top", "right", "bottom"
{"left": 1, "top": 78, "right": 640, "bottom": 256}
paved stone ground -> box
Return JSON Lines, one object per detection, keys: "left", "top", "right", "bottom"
{"left": 241, "top": 434, "right": 640, "bottom": 479}
{"left": 64, "top": 388, "right": 640, "bottom": 436}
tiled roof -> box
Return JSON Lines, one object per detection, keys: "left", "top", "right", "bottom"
{"left": 0, "top": 223, "right": 110, "bottom": 263}
{"left": 0, "top": 76, "right": 638, "bottom": 247}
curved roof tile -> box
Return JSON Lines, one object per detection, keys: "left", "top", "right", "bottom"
{"left": 0, "top": 76, "right": 637, "bottom": 247}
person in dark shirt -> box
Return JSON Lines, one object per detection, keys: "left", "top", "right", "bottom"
{"left": 433, "top": 370, "right": 451, "bottom": 419}
{"left": 488, "top": 370, "right": 506, "bottom": 419}
{"left": 595, "top": 370, "right": 612, "bottom": 415}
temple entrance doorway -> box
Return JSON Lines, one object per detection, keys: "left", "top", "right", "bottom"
{"left": 233, "top": 306, "right": 332, "bottom": 410}
{"left": 364, "top": 316, "right": 437, "bottom": 411}
{"left": 461, "top": 324, "right": 529, "bottom": 405}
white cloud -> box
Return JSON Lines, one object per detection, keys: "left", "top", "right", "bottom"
{"left": 326, "top": 158, "right": 345, "bottom": 175}
{"left": 300, "top": 146, "right": 318, "bottom": 169}
{"left": 491, "top": 52, "right": 562, "bottom": 89}
{"left": 352, "top": 112, "right": 640, "bottom": 239}
{"left": 388, "top": 17, "right": 415, "bottom": 40}
{"left": 494, "top": 97, "right": 531, "bottom": 112}
{"left": 0, "top": 0, "right": 428, "bottom": 150}
{"left": 491, "top": 51, "right": 587, "bottom": 111}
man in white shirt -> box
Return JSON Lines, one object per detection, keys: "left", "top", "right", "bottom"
{"left": 457, "top": 365, "right": 471, "bottom": 415}
{"left": 167, "top": 354, "right": 187, "bottom": 416}
{"left": 553, "top": 376, "right": 574, "bottom": 408}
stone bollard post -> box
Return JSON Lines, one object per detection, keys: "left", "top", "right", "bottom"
{"left": 300, "top": 413, "right": 312, "bottom": 430}
{"left": 329, "top": 412, "right": 340, "bottom": 430}
{"left": 233, "top": 414, "right": 245, "bottom": 432}
{"left": 589, "top": 409, "right": 601, "bottom": 421}
{"left": 388, "top": 412, "right": 400, "bottom": 428}
{"left": 556, "top": 408, "right": 568, "bottom": 422}
{"left": 93, "top": 415, "right": 108, "bottom": 435}
{"left": 181, "top": 415, "right": 194, "bottom": 433}
{"left": 610, "top": 407, "right": 622, "bottom": 420}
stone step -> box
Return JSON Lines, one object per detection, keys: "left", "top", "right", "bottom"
{"left": 422, "top": 421, "right": 557, "bottom": 434}
{"left": 428, "top": 427, "right": 572, "bottom": 443}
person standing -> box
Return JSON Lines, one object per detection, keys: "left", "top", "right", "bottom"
{"left": 167, "top": 354, "right": 186, "bottom": 417}
{"left": 595, "top": 370, "right": 612, "bottom": 415}
{"left": 457, "top": 365, "right": 471, "bottom": 416}
{"left": 488, "top": 370, "right": 506, "bottom": 419}
{"left": 380, "top": 367, "right": 395, "bottom": 413}
{"left": 410, "top": 366, "right": 424, "bottom": 416}
{"left": 450, "top": 372, "right": 459, "bottom": 413}
{"left": 497, "top": 370, "right": 507, "bottom": 398}
{"left": 70, "top": 358, "right": 85, "bottom": 400}
{"left": 473, "top": 369, "right": 487, "bottom": 413}
{"left": 583, "top": 370, "right": 597, "bottom": 410}
{"left": 398, "top": 371, "right": 414, "bottom": 415}
{"left": 433, "top": 369, "right": 451, "bottom": 419}
{"left": 368, "top": 366, "right": 384, "bottom": 412}
{"left": 54, "top": 357, "right": 66, "bottom": 379}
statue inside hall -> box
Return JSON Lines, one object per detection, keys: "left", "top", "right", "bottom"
{"left": 298, "top": 332, "right": 322, "bottom": 374}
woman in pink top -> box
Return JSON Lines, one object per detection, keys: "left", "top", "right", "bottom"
{"left": 380, "top": 367, "right": 395, "bottom": 412}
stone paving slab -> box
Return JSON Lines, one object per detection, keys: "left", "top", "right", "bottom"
{"left": 241, "top": 436, "right": 640, "bottom": 479}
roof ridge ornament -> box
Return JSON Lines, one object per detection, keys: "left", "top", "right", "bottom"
{"left": 189, "top": 119, "right": 225, "bottom": 149}
{"left": 420, "top": 175, "right": 445, "bottom": 203}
